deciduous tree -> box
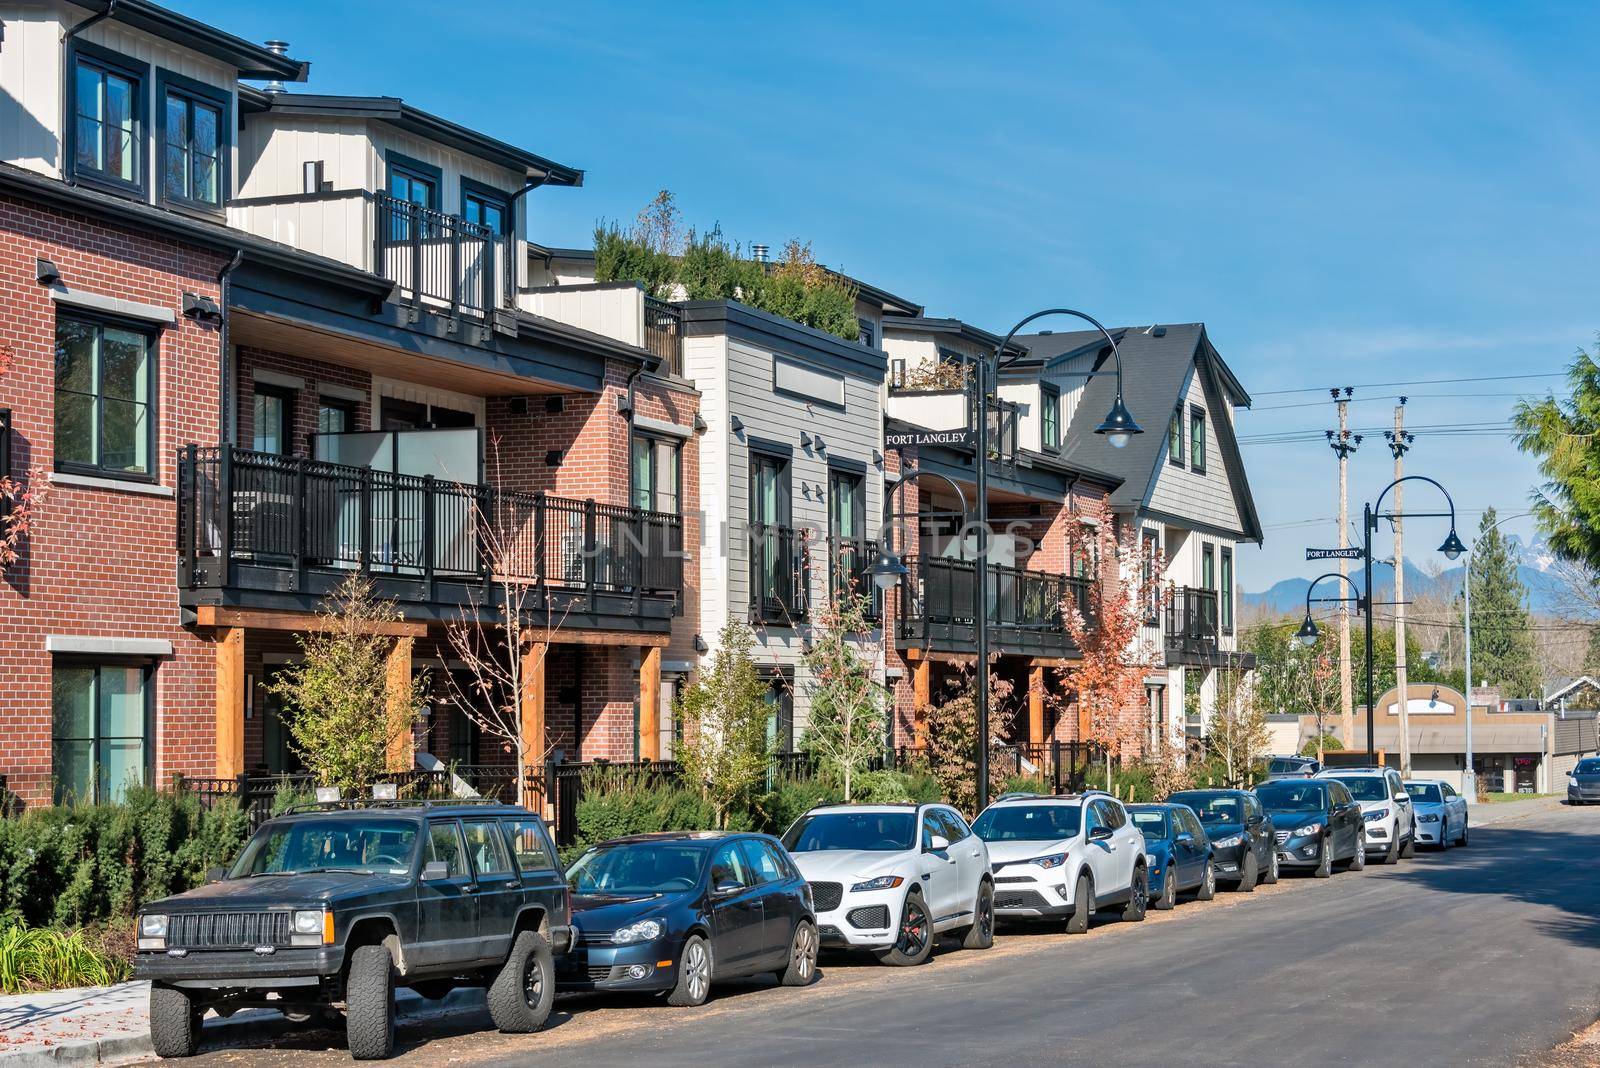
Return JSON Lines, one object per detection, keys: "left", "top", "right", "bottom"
{"left": 923, "top": 669, "right": 1015, "bottom": 813}
{"left": 801, "top": 588, "right": 887, "bottom": 801}
{"left": 675, "top": 622, "right": 773, "bottom": 828}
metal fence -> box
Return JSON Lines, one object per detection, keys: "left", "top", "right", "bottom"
{"left": 373, "top": 192, "right": 504, "bottom": 318}
{"left": 897, "top": 555, "right": 1093, "bottom": 637}
{"left": 642, "top": 296, "right": 684, "bottom": 375}
{"left": 880, "top": 741, "right": 1102, "bottom": 796}
{"left": 172, "top": 766, "right": 544, "bottom": 828}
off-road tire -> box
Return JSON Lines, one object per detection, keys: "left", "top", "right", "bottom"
{"left": 345, "top": 944, "right": 396, "bottom": 1060}
{"left": 1234, "top": 852, "right": 1259, "bottom": 893}
{"left": 1065, "top": 873, "right": 1094, "bottom": 934}
{"left": 958, "top": 882, "right": 995, "bottom": 950}
{"left": 486, "top": 930, "right": 554, "bottom": 1033}
{"left": 668, "top": 934, "right": 713, "bottom": 1006}
{"left": 877, "top": 890, "right": 934, "bottom": 967}
{"left": 1121, "top": 866, "right": 1148, "bottom": 922}
{"left": 779, "top": 920, "right": 818, "bottom": 986}
{"left": 1196, "top": 860, "right": 1216, "bottom": 900}
{"left": 149, "top": 984, "right": 203, "bottom": 1058}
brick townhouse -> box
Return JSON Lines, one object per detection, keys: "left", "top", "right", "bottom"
{"left": 0, "top": 0, "right": 698, "bottom": 807}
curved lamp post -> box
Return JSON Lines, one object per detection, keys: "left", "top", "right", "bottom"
{"left": 871, "top": 466, "right": 970, "bottom": 593}
{"left": 1294, "top": 571, "right": 1368, "bottom": 648}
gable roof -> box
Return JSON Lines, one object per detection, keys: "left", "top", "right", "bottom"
{"left": 79, "top": 0, "right": 309, "bottom": 81}
{"left": 1029, "top": 323, "right": 1262, "bottom": 542}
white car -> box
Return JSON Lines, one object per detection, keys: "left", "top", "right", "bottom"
{"left": 971, "top": 792, "right": 1150, "bottom": 933}
{"left": 1314, "top": 767, "right": 1416, "bottom": 863}
{"left": 780, "top": 803, "right": 993, "bottom": 966}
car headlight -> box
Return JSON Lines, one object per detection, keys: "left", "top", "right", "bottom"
{"left": 1028, "top": 853, "right": 1069, "bottom": 870}
{"left": 1212, "top": 834, "right": 1243, "bottom": 849}
{"left": 290, "top": 909, "right": 333, "bottom": 946}
{"left": 611, "top": 919, "right": 663, "bottom": 945}
{"left": 1418, "top": 813, "right": 1440, "bottom": 823}
{"left": 292, "top": 910, "right": 324, "bottom": 935}
{"left": 850, "top": 875, "right": 905, "bottom": 892}
{"left": 1293, "top": 824, "right": 1322, "bottom": 838}
{"left": 1145, "top": 852, "right": 1157, "bottom": 865}
{"left": 137, "top": 913, "right": 168, "bottom": 950}
{"left": 1364, "top": 808, "right": 1390, "bottom": 822}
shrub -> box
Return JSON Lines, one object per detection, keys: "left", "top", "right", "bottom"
{"left": 0, "top": 925, "right": 131, "bottom": 993}
{"left": 565, "top": 769, "right": 719, "bottom": 861}
{"left": 755, "top": 777, "right": 840, "bottom": 834}
{"left": 1002, "top": 773, "right": 1051, "bottom": 797}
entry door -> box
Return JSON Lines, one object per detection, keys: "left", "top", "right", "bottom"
{"left": 460, "top": 819, "right": 521, "bottom": 963}
{"left": 415, "top": 820, "right": 478, "bottom": 968}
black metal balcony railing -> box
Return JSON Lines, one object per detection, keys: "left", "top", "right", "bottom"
{"left": 828, "top": 537, "right": 881, "bottom": 621}
{"left": 643, "top": 295, "right": 684, "bottom": 376}
{"left": 373, "top": 192, "right": 509, "bottom": 319}
{"left": 750, "top": 524, "right": 809, "bottom": 624}
{"left": 1165, "top": 586, "right": 1219, "bottom": 654}
{"left": 178, "top": 446, "right": 683, "bottom": 612}
{"left": 896, "top": 555, "right": 1093, "bottom": 651}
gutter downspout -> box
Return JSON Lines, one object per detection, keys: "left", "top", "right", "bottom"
{"left": 62, "top": 0, "right": 116, "bottom": 42}
{"left": 216, "top": 250, "right": 244, "bottom": 444}
{"left": 61, "top": 0, "right": 118, "bottom": 184}
{"left": 503, "top": 171, "right": 549, "bottom": 298}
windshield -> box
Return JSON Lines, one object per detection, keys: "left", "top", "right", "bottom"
{"left": 782, "top": 812, "right": 916, "bottom": 852}
{"left": 1405, "top": 783, "right": 1443, "bottom": 803}
{"left": 231, "top": 818, "right": 419, "bottom": 877}
{"left": 1255, "top": 781, "right": 1328, "bottom": 812}
{"left": 1328, "top": 776, "right": 1389, "bottom": 802}
{"left": 1128, "top": 810, "right": 1170, "bottom": 841}
{"left": 972, "top": 804, "right": 1082, "bottom": 842}
{"left": 566, "top": 842, "right": 707, "bottom": 895}
{"left": 1577, "top": 759, "right": 1600, "bottom": 775}
{"left": 1170, "top": 793, "right": 1242, "bottom": 826}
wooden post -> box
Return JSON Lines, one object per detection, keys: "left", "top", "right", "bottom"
{"left": 639, "top": 645, "right": 662, "bottom": 761}
{"left": 385, "top": 636, "right": 415, "bottom": 773}
{"left": 215, "top": 627, "right": 245, "bottom": 779}
{"left": 521, "top": 641, "right": 548, "bottom": 779}
{"left": 1029, "top": 665, "right": 1045, "bottom": 747}
{"left": 912, "top": 658, "right": 931, "bottom": 749}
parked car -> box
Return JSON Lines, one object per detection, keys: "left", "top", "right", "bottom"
{"left": 1316, "top": 766, "right": 1416, "bottom": 863}
{"left": 782, "top": 803, "right": 994, "bottom": 966}
{"left": 135, "top": 798, "right": 572, "bottom": 1060}
{"left": 1567, "top": 757, "right": 1600, "bottom": 805}
{"left": 1166, "top": 789, "right": 1279, "bottom": 890}
{"left": 971, "top": 792, "right": 1149, "bottom": 933}
{"left": 1253, "top": 778, "right": 1365, "bottom": 878}
{"left": 1127, "top": 803, "right": 1214, "bottom": 909}
{"left": 559, "top": 832, "right": 816, "bottom": 1007}
{"left": 1405, "top": 779, "right": 1469, "bottom": 848}
{"left": 1266, "top": 756, "right": 1321, "bottom": 779}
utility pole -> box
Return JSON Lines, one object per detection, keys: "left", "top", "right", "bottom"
{"left": 1326, "top": 388, "right": 1361, "bottom": 750}
{"left": 1386, "top": 402, "right": 1415, "bottom": 777}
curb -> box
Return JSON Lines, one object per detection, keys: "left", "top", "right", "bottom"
{"left": 0, "top": 988, "right": 487, "bottom": 1067}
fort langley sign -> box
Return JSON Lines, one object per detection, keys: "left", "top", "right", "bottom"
{"left": 886, "top": 428, "right": 976, "bottom": 449}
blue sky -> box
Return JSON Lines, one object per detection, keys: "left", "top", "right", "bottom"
{"left": 196, "top": 0, "right": 1597, "bottom": 588}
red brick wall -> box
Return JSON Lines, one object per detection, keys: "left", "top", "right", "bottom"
{"left": 0, "top": 194, "right": 225, "bottom": 805}
{"left": 234, "top": 347, "right": 372, "bottom": 453}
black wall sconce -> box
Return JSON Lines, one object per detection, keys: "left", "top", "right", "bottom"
{"left": 35, "top": 257, "right": 59, "bottom": 285}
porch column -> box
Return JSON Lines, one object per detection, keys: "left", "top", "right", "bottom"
{"left": 912, "top": 658, "right": 931, "bottom": 749}
{"left": 639, "top": 645, "right": 662, "bottom": 761}
{"left": 1028, "top": 665, "right": 1045, "bottom": 747}
{"left": 520, "top": 641, "right": 547, "bottom": 775}
{"left": 385, "top": 636, "right": 415, "bottom": 772}
{"left": 215, "top": 627, "right": 245, "bottom": 779}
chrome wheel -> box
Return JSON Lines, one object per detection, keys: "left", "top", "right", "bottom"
{"left": 683, "top": 939, "right": 710, "bottom": 1002}
{"left": 792, "top": 923, "right": 816, "bottom": 981}
{"left": 897, "top": 897, "right": 929, "bottom": 957}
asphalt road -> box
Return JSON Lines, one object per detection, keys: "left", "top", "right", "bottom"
{"left": 183, "top": 800, "right": 1600, "bottom": 1068}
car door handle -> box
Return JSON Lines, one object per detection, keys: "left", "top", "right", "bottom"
{"left": 921, "top": 873, "right": 931, "bottom": 881}
{"left": 462, "top": 884, "right": 479, "bottom": 895}
{"left": 969, "top": 850, "right": 982, "bottom": 859}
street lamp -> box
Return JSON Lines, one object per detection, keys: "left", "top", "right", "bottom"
{"left": 1296, "top": 572, "right": 1367, "bottom": 649}
{"left": 873, "top": 467, "right": 969, "bottom": 592}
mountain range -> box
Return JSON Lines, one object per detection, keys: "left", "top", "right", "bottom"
{"left": 1242, "top": 558, "right": 1567, "bottom": 618}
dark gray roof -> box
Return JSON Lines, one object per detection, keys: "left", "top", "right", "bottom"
{"left": 84, "top": 0, "right": 308, "bottom": 81}
{"left": 1026, "top": 323, "right": 1262, "bottom": 542}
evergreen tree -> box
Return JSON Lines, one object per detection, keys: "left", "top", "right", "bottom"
{"left": 1513, "top": 346, "right": 1600, "bottom": 570}
{"left": 1584, "top": 628, "right": 1600, "bottom": 679}
{"left": 1459, "top": 508, "right": 1542, "bottom": 697}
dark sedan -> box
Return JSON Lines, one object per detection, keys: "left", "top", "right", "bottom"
{"left": 1127, "top": 804, "right": 1213, "bottom": 909}
{"left": 1253, "top": 779, "right": 1365, "bottom": 879}
{"left": 560, "top": 832, "right": 817, "bottom": 1007}
{"left": 1168, "top": 789, "right": 1279, "bottom": 891}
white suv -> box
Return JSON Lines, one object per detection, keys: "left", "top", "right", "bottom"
{"left": 781, "top": 803, "right": 993, "bottom": 966}
{"left": 1315, "top": 767, "right": 1416, "bottom": 864}
{"left": 971, "top": 792, "right": 1149, "bottom": 933}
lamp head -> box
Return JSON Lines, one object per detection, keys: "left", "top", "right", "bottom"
{"left": 1439, "top": 528, "right": 1466, "bottom": 561}
{"left": 1295, "top": 614, "right": 1319, "bottom": 647}
{"left": 1096, "top": 395, "right": 1142, "bottom": 449}
{"left": 870, "top": 546, "right": 908, "bottom": 591}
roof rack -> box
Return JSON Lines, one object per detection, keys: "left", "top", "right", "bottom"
{"left": 278, "top": 797, "right": 514, "bottom": 817}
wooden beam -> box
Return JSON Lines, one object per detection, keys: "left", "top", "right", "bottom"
{"left": 521, "top": 641, "right": 547, "bottom": 778}
{"left": 195, "top": 605, "right": 427, "bottom": 638}
{"left": 1029, "top": 657, "right": 1072, "bottom": 669}
{"left": 1028, "top": 665, "right": 1045, "bottom": 747}
{"left": 519, "top": 628, "right": 671, "bottom": 648}
{"left": 639, "top": 645, "right": 662, "bottom": 761}
{"left": 913, "top": 658, "right": 931, "bottom": 749}
{"left": 215, "top": 627, "right": 245, "bottom": 779}
{"left": 385, "top": 636, "right": 415, "bottom": 772}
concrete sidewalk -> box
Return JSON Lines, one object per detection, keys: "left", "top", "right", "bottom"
{"left": 0, "top": 981, "right": 483, "bottom": 1067}
{"left": 1472, "top": 793, "right": 1567, "bottom": 826}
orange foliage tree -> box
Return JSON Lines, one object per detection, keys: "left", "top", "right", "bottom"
{"left": 1059, "top": 494, "right": 1166, "bottom": 788}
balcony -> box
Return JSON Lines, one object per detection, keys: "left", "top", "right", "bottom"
{"left": 896, "top": 555, "right": 1094, "bottom": 657}
{"left": 177, "top": 446, "right": 683, "bottom": 632}
{"left": 750, "top": 524, "right": 810, "bottom": 625}
{"left": 828, "top": 537, "right": 882, "bottom": 622}
{"left": 643, "top": 296, "right": 684, "bottom": 376}
{"left": 1165, "top": 586, "right": 1219, "bottom": 665}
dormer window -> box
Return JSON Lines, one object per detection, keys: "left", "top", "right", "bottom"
{"left": 69, "top": 43, "right": 147, "bottom": 196}
{"left": 159, "top": 72, "right": 228, "bottom": 213}
{"left": 461, "top": 180, "right": 509, "bottom": 236}
{"left": 1041, "top": 384, "right": 1061, "bottom": 451}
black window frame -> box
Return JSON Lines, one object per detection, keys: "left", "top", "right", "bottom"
{"left": 53, "top": 311, "right": 160, "bottom": 483}
{"left": 385, "top": 152, "right": 442, "bottom": 243}
{"left": 316, "top": 395, "right": 357, "bottom": 436}
{"left": 856, "top": 316, "right": 876, "bottom": 348}
{"left": 749, "top": 443, "right": 798, "bottom": 623}
{"left": 66, "top": 40, "right": 149, "bottom": 199}
{"left": 1189, "top": 405, "right": 1207, "bottom": 474}
{"left": 1141, "top": 529, "right": 1160, "bottom": 624}
{"left": 762, "top": 669, "right": 794, "bottom": 754}
{"left": 460, "top": 177, "right": 511, "bottom": 237}
{"left": 155, "top": 68, "right": 230, "bottom": 217}
{"left": 1220, "top": 546, "right": 1234, "bottom": 635}
{"left": 251, "top": 382, "right": 296, "bottom": 456}
{"left": 1040, "top": 384, "right": 1061, "bottom": 452}
{"left": 50, "top": 656, "right": 155, "bottom": 805}
{"left": 630, "top": 430, "right": 683, "bottom": 515}
{"left": 1167, "top": 407, "right": 1184, "bottom": 467}
{"left": 1202, "top": 543, "right": 1216, "bottom": 592}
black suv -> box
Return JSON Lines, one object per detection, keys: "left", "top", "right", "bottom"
{"left": 135, "top": 799, "right": 572, "bottom": 1060}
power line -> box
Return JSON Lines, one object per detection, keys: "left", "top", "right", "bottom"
{"left": 1251, "top": 391, "right": 1546, "bottom": 413}
{"left": 1252, "top": 372, "right": 1566, "bottom": 398}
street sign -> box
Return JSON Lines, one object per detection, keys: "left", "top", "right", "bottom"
{"left": 885, "top": 428, "right": 975, "bottom": 449}
{"left": 1306, "top": 547, "right": 1365, "bottom": 561}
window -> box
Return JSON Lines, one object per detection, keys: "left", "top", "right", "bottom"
{"left": 503, "top": 820, "right": 558, "bottom": 874}
{"left": 70, "top": 44, "right": 145, "bottom": 193}
{"left": 461, "top": 181, "right": 509, "bottom": 236}
{"left": 763, "top": 672, "right": 793, "bottom": 754}
{"left": 920, "top": 811, "right": 943, "bottom": 851}
{"left": 739, "top": 839, "right": 788, "bottom": 884}
{"left": 1220, "top": 547, "right": 1234, "bottom": 634}
{"left": 448, "top": 706, "right": 479, "bottom": 765}
{"left": 159, "top": 73, "right": 227, "bottom": 211}
{"left": 856, "top": 317, "right": 876, "bottom": 348}
{"left": 54, "top": 315, "right": 155, "bottom": 480}
{"left": 1190, "top": 406, "right": 1207, "bottom": 474}
{"left": 52, "top": 660, "right": 151, "bottom": 804}
{"left": 750, "top": 448, "right": 797, "bottom": 621}
{"left": 631, "top": 433, "right": 681, "bottom": 514}
{"left": 252, "top": 384, "right": 293, "bottom": 455}
{"left": 1041, "top": 385, "right": 1061, "bottom": 451}
{"left": 424, "top": 821, "right": 469, "bottom": 878}
{"left": 317, "top": 397, "right": 356, "bottom": 436}
{"left": 1202, "top": 544, "right": 1215, "bottom": 595}
{"left": 1167, "top": 408, "right": 1183, "bottom": 466}
{"left": 709, "top": 841, "right": 754, "bottom": 889}
{"left": 461, "top": 820, "right": 513, "bottom": 878}
{"left": 1141, "top": 530, "right": 1160, "bottom": 622}
{"left": 386, "top": 154, "right": 440, "bottom": 240}
{"left": 828, "top": 467, "right": 866, "bottom": 602}
{"left": 936, "top": 808, "right": 971, "bottom": 842}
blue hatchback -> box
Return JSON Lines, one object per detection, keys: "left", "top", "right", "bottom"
{"left": 1127, "top": 804, "right": 1215, "bottom": 909}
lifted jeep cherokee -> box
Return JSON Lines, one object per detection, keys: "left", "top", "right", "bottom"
{"left": 135, "top": 799, "right": 572, "bottom": 1060}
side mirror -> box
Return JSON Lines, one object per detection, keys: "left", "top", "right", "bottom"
{"left": 713, "top": 879, "right": 742, "bottom": 897}
{"left": 421, "top": 860, "right": 450, "bottom": 882}
{"left": 1394, "top": 794, "right": 1411, "bottom": 805}
{"left": 205, "top": 865, "right": 227, "bottom": 884}
{"left": 1088, "top": 826, "right": 1113, "bottom": 842}
{"left": 927, "top": 834, "right": 951, "bottom": 853}
{"left": 1176, "top": 832, "right": 1194, "bottom": 844}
